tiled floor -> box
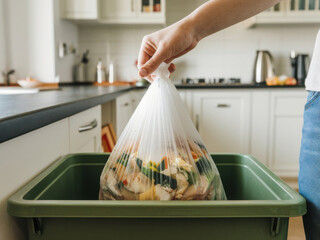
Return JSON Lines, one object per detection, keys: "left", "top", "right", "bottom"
{"left": 288, "top": 217, "right": 305, "bottom": 240}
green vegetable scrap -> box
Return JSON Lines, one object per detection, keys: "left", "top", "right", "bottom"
{"left": 116, "top": 153, "right": 130, "bottom": 167}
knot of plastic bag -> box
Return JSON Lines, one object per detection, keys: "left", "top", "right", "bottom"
{"left": 153, "top": 63, "right": 170, "bottom": 80}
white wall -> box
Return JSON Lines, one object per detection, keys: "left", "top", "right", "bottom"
{"left": 2, "top": 0, "right": 56, "bottom": 82}
{"left": 28, "top": 0, "right": 56, "bottom": 82}
{"left": 78, "top": 0, "right": 319, "bottom": 84}
{"left": 54, "top": 0, "right": 79, "bottom": 83}
{"left": 3, "top": 0, "right": 30, "bottom": 82}
{"left": 1, "top": 0, "right": 77, "bottom": 83}
{"left": 0, "top": 0, "right": 7, "bottom": 82}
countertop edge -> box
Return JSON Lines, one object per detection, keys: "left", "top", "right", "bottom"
{"left": 0, "top": 84, "right": 306, "bottom": 144}
{"left": 0, "top": 88, "right": 132, "bottom": 143}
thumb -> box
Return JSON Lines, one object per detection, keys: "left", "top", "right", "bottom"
{"left": 139, "top": 48, "right": 167, "bottom": 77}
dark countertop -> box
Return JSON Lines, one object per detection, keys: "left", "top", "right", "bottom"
{"left": 174, "top": 83, "right": 305, "bottom": 89}
{"left": 0, "top": 86, "right": 132, "bottom": 143}
{"left": 0, "top": 83, "right": 305, "bottom": 143}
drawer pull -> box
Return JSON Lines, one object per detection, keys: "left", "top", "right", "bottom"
{"left": 124, "top": 103, "right": 129, "bottom": 107}
{"left": 216, "top": 103, "right": 230, "bottom": 108}
{"left": 78, "top": 119, "right": 97, "bottom": 132}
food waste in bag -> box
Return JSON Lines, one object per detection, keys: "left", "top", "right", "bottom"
{"left": 99, "top": 64, "right": 226, "bottom": 200}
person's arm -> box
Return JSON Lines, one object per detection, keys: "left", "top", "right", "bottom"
{"left": 138, "top": 0, "right": 280, "bottom": 80}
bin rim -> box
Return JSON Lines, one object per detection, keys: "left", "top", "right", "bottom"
{"left": 7, "top": 153, "right": 306, "bottom": 218}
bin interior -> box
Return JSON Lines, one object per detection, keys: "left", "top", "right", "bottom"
{"left": 23, "top": 154, "right": 291, "bottom": 201}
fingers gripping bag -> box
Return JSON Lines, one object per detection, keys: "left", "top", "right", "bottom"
{"left": 99, "top": 63, "right": 226, "bottom": 201}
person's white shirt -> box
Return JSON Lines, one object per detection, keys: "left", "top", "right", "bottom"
{"left": 305, "top": 30, "right": 320, "bottom": 91}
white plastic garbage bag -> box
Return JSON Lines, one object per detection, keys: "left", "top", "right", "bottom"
{"left": 100, "top": 64, "right": 226, "bottom": 200}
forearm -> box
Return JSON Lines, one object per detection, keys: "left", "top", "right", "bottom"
{"left": 183, "top": 0, "right": 280, "bottom": 41}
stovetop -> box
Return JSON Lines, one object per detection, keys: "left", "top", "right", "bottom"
{"left": 181, "top": 77, "right": 242, "bottom": 85}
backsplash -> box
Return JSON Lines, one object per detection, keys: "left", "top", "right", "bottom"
{"left": 77, "top": 0, "right": 319, "bottom": 84}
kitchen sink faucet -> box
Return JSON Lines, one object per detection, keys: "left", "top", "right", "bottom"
{"left": 1, "top": 69, "right": 15, "bottom": 86}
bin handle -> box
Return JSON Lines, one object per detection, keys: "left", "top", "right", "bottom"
{"left": 271, "top": 217, "right": 280, "bottom": 237}
{"left": 78, "top": 119, "right": 97, "bottom": 133}
{"left": 32, "top": 218, "right": 42, "bottom": 235}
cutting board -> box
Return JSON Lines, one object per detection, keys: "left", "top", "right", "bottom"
{"left": 0, "top": 83, "right": 60, "bottom": 91}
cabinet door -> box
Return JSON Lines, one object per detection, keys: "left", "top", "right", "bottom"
{"left": 193, "top": 91, "right": 251, "bottom": 153}
{"left": 62, "top": 0, "right": 98, "bottom": 19}
{"left": 0, "top": 119, "right": 69, "bottom": 240}
{"left": 116, "top": 93, "right": 134, "bottom": 138}
{"left": 268, "top": 90, "right": 307, "bottom": 177}
{"left": 178, "top": 90, "right": 193, "bottom": 117}
{"left": 131, "top": 89, "right": 146, "bottom": 112}
{"left": 101, "top": 0, "right": 137, "bottom": 21}
{"left": 136, "top": 0, "right": 166, "bottom": 21}
{"left": 100, "top": 0, "right": 165, "bottom": 24}
{"left": 69, "top": 105, "right": 101, "bottom": 153}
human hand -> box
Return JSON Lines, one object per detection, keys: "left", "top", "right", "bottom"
{"left": 138, "top": 19, "right": 198, "bottom": 82}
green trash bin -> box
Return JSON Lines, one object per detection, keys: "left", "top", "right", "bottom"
{"left": 7, "top": 153, "right": 306, "bottom": 240}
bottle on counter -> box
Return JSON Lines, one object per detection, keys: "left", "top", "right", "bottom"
{"left": 95, "top": 59, "right": 107, "bottom": 84}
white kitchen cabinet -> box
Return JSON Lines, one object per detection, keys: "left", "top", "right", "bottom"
{"left": 267, "top": 90, "right": 307, "bottom": 177}
{"left": 250, "top": 0, "right": 320, "bottom": 26}
{"left": 250, "top": 91, "right": 270, "bottom": 166}
{"left": 0, "top": 105, "right": 102, "bottom": 240}
{"left": 100, "top": 0, "right": 137, "bottom": 21}
{"left": 178, "top": 90, "right": 193, "bottom": 117}
{"left": 116, "top": 92, "right": 134, "bottom": 138}
{"left": 244, "top": 89, "right": 307, "bottom": 177}
{"left": 122, "top": 88, "right": 306, "bottom": 179}
{"left": 115, "top": 90, "right": 147, "bottom": 138}
{"left": 131, "top": 89, "right": 146, "bottom": 111}
{"left": 0, "top": 119, "right": 69, "bottom": 240}
{"left": 100, "top": 0, "right": 166, "bottom": 24}
{"left": 193, "top": 90, "right": 251, "bottom": 154}
{"left": 115, "top": 89, "right": 191, "bottom": 139}
{"left": 60, "top": 0, "right": 99, "bottom": 20}
{"left": 69, "top": 105, "right": 102, "bottom": 153}
{"left": 60, "top": 0, "right": 166, "bottom": 24}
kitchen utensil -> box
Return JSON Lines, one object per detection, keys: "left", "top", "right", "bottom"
{"left": 95, "top": 59, "right": 107, "bottom": 83}
{"left": 253, "top": 50, "right": 275, "bottom": 84}
{"left": 73, "top": 50, "right": 90, "bottom": 83}
{"left": 17, "top": 79, "right": 39, "bottom": 88}
{"left": 290, "top": 51, "right": 310, "bottom": 85}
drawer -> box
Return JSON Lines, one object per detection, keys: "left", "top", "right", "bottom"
{"left": 69, "top": 105, "right": 101, "bottom": 153}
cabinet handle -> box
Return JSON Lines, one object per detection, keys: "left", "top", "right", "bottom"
{"left": 131, "top": 0, "right": 134, "bottom": 12}
{"left": 195, "top": 114, "right": 199, "bottom": 131}
{"left": 124, "top": 103, "right": 129, "bottom": 107}
{"left": 78, "top": 119, "right": 97, "bottom": 133}
{"left": 216, "top": 103, "right": 230, "bottom": 108}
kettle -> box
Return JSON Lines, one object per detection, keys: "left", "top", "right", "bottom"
{"left": 290, "top": 51, "right": 310, "bottom": 85}
{"left": 253, "top": 50, "right": 275, "bottom": 84}
{"left": 73, "top": 50, "right": 90, "bottom": 83}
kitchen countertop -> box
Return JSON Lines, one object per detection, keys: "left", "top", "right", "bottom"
{"left": 0, "top": 86, "right": 132, "bottom": 143}
{"left": 0, "top": 84, "right": 305, "bottom": 143}
{"left": 174, "top": 83, "right": 306, "bottom": 89}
